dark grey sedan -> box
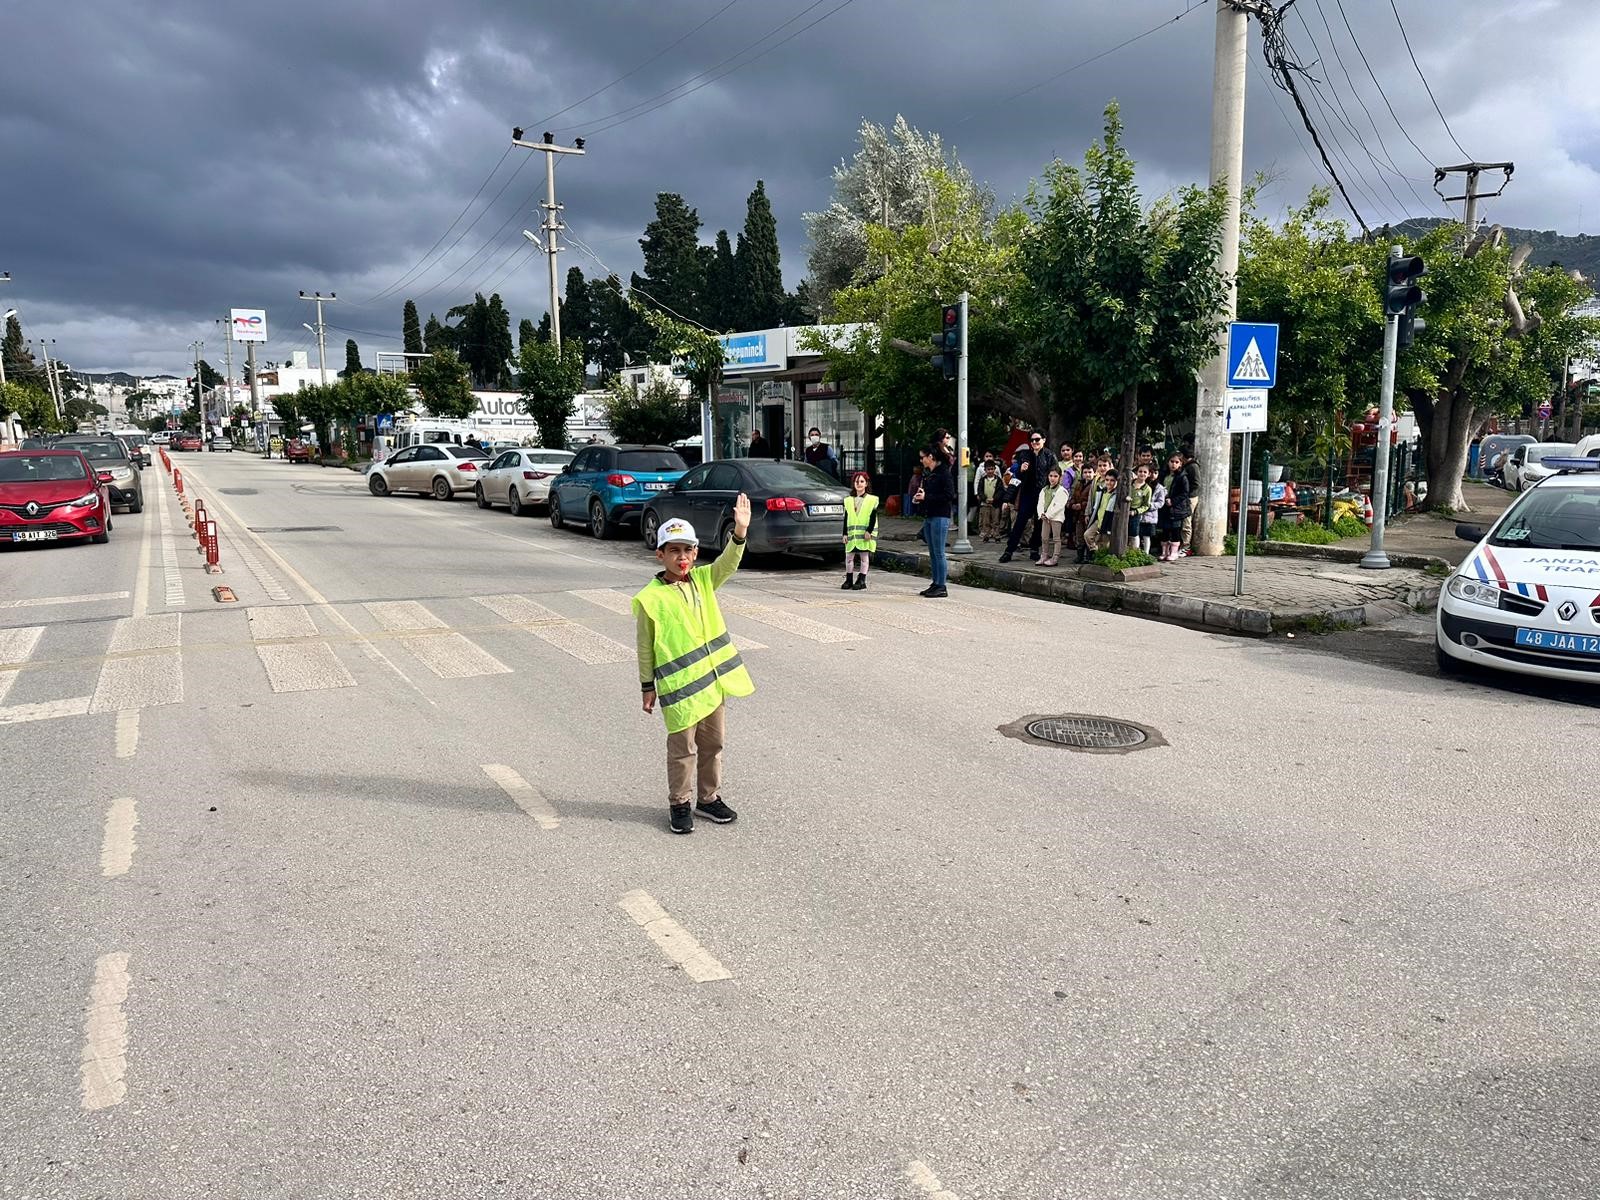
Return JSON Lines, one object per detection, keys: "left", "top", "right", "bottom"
{"left": 640, "top": 459, "right": 849, "bottom": 554}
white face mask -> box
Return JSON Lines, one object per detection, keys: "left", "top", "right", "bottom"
{"left": 809, "top": 435, "right": 820, "bottom": 445}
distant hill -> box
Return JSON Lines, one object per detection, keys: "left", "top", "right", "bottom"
{"left": 1394, "top": 218, "right": 1600, "bottom": 284}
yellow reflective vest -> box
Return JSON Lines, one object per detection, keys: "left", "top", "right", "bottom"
{"left": 632, "top": 568, "right": 755, "bottom": 733}
{"left": 844, "top": 494, "right": 878, "bottom": 553}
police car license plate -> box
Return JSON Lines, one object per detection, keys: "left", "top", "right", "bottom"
{"left": 643, "top": 482, "right": 670, "bottom": 491}
{"left": 1515, "top": 628, "right": 1600, "bottom": 656}
{"left": 809, "top": 504, "right": 843, "bottom": 516}
{"left": 12, "top": 529, "right": 57, "bottom": 542}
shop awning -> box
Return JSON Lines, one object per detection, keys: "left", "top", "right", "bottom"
{"left": 762, "top": 361, "right": 830, "bottom": 384}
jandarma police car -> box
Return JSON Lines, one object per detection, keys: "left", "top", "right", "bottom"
{"left": 1437, "top": 458, "right": 1600, "bottom": 682}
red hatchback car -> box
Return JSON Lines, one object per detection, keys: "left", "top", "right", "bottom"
{"left": 0, "top": 449, "right": 112, "bottom": 545}
{"left": 173, "top": 433, "right": 204, "bottom": 451}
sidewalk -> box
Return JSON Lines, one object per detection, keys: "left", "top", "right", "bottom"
{"left": 1325, "top": 479, "right": 1510, "bottom": 567}
{"left": 874, "top": 515, "right": 1443, "bottom": 635}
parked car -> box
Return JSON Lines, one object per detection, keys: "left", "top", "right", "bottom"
{"left": 1438, "top": 457, "right": 1600, "bottom": 683}
{"left": 1504, "top": 442, "right": 1575, "bottom": 492}
{"left": 548, "top": 444, "right": 689, "bottom": 539}
{"left": 53, "top": 437, "right": 143, "bottom": 513}
{"left": 367, "top": 443, "right": 489, "bottom": 500}
{"left": 284, "top": 438, "right": 314, "bottom": 463}
{"left": 172, "top": 432, "right": 204, "bottom": 451}
{"left": 476, "top": 448, "right": 575, "bottom": 516}
{"left": 640, "top": 458, "right": 849, "bottom": 555}
{"left": 113, "top": 430, "right": 152, "bottom": 467}
{"left": 150, "top": 431, "right": 172, "bottom": 446}
{"left": 0, "top": 448, "right": 112, "bottom": 545}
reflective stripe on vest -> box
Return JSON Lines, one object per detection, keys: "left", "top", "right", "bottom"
{"left": 658, "top": 651, "right": 747, "bottom": 709}
{"left": 653, "top": 630, "right": 732, "bottom": 683}
{"left": 632, "top": 569, "right": 755, "bottom": 733}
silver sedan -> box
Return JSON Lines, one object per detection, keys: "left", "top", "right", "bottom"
{"left": 475, "top": 448, "right": 575, "bottom": 516}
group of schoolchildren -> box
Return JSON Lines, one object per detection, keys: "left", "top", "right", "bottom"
{"left": 970, "top": 439, "right": 1197, "bottom": 564}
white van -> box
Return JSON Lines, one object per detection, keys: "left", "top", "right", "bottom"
{"left": 1573, "top": 433, "right": 1600, "bottom": 460}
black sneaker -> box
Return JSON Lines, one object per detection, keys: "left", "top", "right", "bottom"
{"left": 997, "top": 552, "right": 1013, "bottom": 563}
{"left": 669, "top": 804, "right": 694, "bottom": 835}
{"left": 840, "top": 576, "right": 854, "bottom": 589}
{"left": 696, "top": 796, "right": 738, "bottom": 824}
{"left": 852, "top": 576, "right": 867, "bottom": 590}
{"left": 923, "top": 585, "right": 949, "bottom": 598}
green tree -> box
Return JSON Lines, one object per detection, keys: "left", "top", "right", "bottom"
{"left": 600, "top": 374, "right": 696, "bottom": 446}
{"left": 515, "top": 339, "right": 585, "bottom": 449}
{"left": 411, "top": 349, "right": 477, "bottom": 419}
{"left": 735, "top": 180, "right": 786, "bottom": 329}
{"left": 518, "top": 317, "right": 537, "bottom": 351}
{"left": 424, "top": 313, "right": 449, "bottom": 352}
{"left": 591, "top": 273, "right": 646, "bottom": 380}
{"left": 485, "top": 293, "right": 515, "bottom": 388}
{"left": 1018, "top": 103, "right": 1229, "bottom": 553}
{"left": 343, "top": 338, "right": 362, "bottom": 378}
{"left": 402, "top": 300, "right": 424, "bottom": 355}
{"left": 536, "top": 312, "right": 552, "bottom": 344}
{"left": 2, "top": 314, "right": 42, "bottom": 387}
{"left": 633, "top": 193, "right": 706, "bottom": 325}
{"left": 4, "top": 381, "right": 57, "bottom": 433}
{"left": 704, "top": 230, "right": 739, "bottom": 330}
{"left": 561, "top": 266, "right": 595, "bottom": 368}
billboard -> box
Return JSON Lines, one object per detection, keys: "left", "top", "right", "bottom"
{"left": 230, "top": 308, "right": 267, "bottom": 343}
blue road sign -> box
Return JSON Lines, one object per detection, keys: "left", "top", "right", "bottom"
{"left": 1227, "top": 322, "right": 1279, "bottom": 389}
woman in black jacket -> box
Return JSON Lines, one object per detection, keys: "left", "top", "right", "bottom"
{"left": 914, "top": 445, "right": 956, "bottom": 597}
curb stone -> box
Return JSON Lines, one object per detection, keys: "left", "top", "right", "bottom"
{"left": 873, "top": 547, "right": 1434, "bottom": 636}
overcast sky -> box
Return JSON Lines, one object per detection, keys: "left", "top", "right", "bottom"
{"left": 3, "top": 0, "right": 1595, "bottom": 376}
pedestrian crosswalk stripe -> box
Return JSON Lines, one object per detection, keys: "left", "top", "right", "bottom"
{"left": 0, "top": 695, "right": 92, "bottom": 725}
{"left": 806, "top": 598, "right": 961, "bottom": 635}
{"left": 618, "top": 890, "right": 732, "bottom": 984}
{"left": 571, "top": 588, "right": 768, "bottom": 650}
{"left": 718, "top": 600, "right": 867, "bottom": 644}
{"left": 248, "top": 605, "right": 356, "bottom": 693}
{"left": 481, "top": 763, "right": 560, "bottom": 830}
{"left": 473, "top": 594, "right": 634, "bottom": 665}
{"left": 0, "top": 591, "right": 129, "bottom": 609}
{"left": 0, "top": 626, "right": 44, "bottom": 705}
{"left": 225, "top": 529, "right": 291, "bottom": 602}
{"left": 363, "top": 600, "right": 511, "bottom": 679}
{"left": 91, "top": 615, "right": 182, "bottom": 713}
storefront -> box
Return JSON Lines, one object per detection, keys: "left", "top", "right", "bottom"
{"left": 713, "top": 324, "right": 872, "bottom": 465}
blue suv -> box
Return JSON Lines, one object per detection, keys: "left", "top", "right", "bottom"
{"left": 549, "top": 444, "right": 689, "bottom": 540}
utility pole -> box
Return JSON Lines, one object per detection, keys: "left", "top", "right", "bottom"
{"left": 1190, "top": 0, "right": 1259, "bottom": 557}
{"left": 1434, "top": 162, "right": 1514, "bottom": 241}
{"left": 191, "top": 340, "right": 204, "bottom": 425}
{"left": 298, "top": 291, "right": 336, "bottom": 386}
{"left": 511, "top": 129, "right": 586, "bottom": 350}
{"left": 38, "top": 339, "right": 62, "bottom": 420}
{"left": 0, "top": 274, "right": 10, "bottom": 445}
{"left": 952, "top": 290, "right": 973, "bottom": 555}
{"left": 1362, "top": 248, "right": 1404, "bottom": 570}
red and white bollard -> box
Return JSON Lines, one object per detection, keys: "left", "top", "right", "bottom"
{"left": 174, "top": 468, "right": 184, "bottom": 495}
{"left": 204, "top": 520, "right": 222, "bottom": 573}
{"left": 193, "top": 499, "right": 206, "bottom": 543}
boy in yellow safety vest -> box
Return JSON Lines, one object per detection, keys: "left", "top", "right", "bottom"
{"left": 632, "top": 495, "right": 754, "bottom": 835}
{"left": 841, "top": 471, "right": 878, "bottom": 591}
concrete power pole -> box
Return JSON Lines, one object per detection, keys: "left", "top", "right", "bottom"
{"left": 1190, "top": 0, "right": 1256, "bottom": 557}
{"left": 38, "top": 339, "right": 63, "bottom": 420}
{"left": 191, "top": 340, "right": 204, "bottom": 428}
{"left": 1434, "top": 162, "right": 1514, "bottom": 243}
{"left": 511, "top": 129, "right": 586, "bottom": 351}
{"left": 217, "top": 316, "right": 237, "bottom": 446}
{"left": 298, "top": 291, "right": 336, "bottom": 386}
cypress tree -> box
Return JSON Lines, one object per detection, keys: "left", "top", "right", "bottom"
{"left": 343, "top": 339, "right": 362, "bottom": 378}
{"left": 705, "top": 230, "right": 739, "bottom": 330}
{"left": 734, "top": 180, "right": 785, "bottom": 329}
{"left": 402, "top": 300, "right": 424, "bottom": 355}
{"left": 518, "top": 318, "right": 537, "bottom": 351}
{"left": 635, "top": 193, "right": 706, "bottom": 325}
{"left": 561, "top": 267, "right": 595, "bottom": 368}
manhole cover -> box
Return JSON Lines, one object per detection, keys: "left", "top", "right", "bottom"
{"left": 1000, "top": 713, "right": 1164, "bottom": 754}
{"left": 246, "top": 526, "right": 343, "bottom": 533}
{"left": 220, "top": 488, "right": 257, "bottom": 495}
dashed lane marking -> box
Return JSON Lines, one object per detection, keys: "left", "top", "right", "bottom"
{"left": 473, "top": 594, "right": 634, "bottom": 665}
{"left": 363, "top": 600, "right": 512, "bottom": 679}
{"left": 618, "top": 890, "right": 732, "bottom": 984}
{"left": 99, "top": 797, "right": 138, "bottom": 877}
{"left": 718, "top": 600, "right": 868, "bottom": 645}
{"left": 0, "top": 625, "right": 45, "bottom": 705}
{"left": 247, "top": 605, "right": 356, "bottom": 693}
{"left": 114, "top": 711, "right": 139, "bottom": 759}
{"left": 481, "top": 764, "right": 560, "bottom": 830}
{"left": 80, "top": 951, "right": 132, "bottom": 1111}
{"left": 570, "top": 588, "right": 768, "bottom": 650}
{"left": 0, "top": 592, "right": 129, "bottom": 609}
{"left": 132, "top": 481, "right": 154, "bottom": 618}
{"left": 906, "top": 1160, "right": 961, "bottom": 1200}
{"left": 0, "top": 695, "right": 92, "bottom": 725}
{"left": 90, "top": 615, "right": 182, "bottom": 713}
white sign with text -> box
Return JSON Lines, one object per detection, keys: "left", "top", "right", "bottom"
{"left": 1224, "top": 388, "right": 1269, "bottom": 433}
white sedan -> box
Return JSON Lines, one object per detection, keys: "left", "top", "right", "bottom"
{"left": 475, "top": 448, "right": 575, "bottom": 516}
{"left": 1504, "top": 441, "right": 1575, "bottom": 492}
{"left": 1437, "top": 461, "right": 1600, "bottom": 683}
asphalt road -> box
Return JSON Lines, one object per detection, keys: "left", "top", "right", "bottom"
{"left": 3, "top": 450, "right": 1596, "bottom": 1200}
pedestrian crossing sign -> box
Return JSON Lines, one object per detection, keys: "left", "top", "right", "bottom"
{"left": 1226, "top": 322, "right": 1278, "bottom": 389}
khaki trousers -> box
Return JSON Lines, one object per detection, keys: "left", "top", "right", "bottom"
{"left": 666, "top": 702, "right": 725, "bottom": 805}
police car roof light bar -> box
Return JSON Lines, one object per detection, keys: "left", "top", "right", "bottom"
{"left": 1539, "top": 458, "right": 1600, "bottom": 473}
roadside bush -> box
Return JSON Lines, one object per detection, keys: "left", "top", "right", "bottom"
{"left": 1092, "top": 548, "right": 1157, "bottom": 571}
{"left": 1223, "top": 534, "right": 1264, "bottom": 556}
{"left": 1332, "top": 514, "right": 1367, "bottom": 538}
{"left": 1262, "top": 521, "right": 1340, "bottom": 545}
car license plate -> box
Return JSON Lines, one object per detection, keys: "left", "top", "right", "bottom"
{"left": 12, "top": 529, "right": 57, "bottom": 542}
{"left": 1514, "top": 627, "right": 1600, "bottom": 656}
{"left": 808, "top": 504, "right": 843, "bottom": 516}
{"left": 643, "top": 482, "right": 670, "bottom": 491}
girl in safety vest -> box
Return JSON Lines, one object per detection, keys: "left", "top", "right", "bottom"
{"left": 632, "top": 496, "right": 754, "bottom": 836}
{"left": 841, "top": 471, "right": 879, "bottom": 591}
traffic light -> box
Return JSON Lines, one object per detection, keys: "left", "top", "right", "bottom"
{"left": 1384, "top": 254, "right": 1425, "bottom": 317}
{"left": 929, "top": 303, "right": 962, "bottom": 381}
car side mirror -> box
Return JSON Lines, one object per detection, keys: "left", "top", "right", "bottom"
{"left": 1455, "top": 523, "right": 1487, "bottom": 543}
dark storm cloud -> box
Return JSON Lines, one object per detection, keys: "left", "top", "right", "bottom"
{"left": 2, "top": 0, "right": 1593, "bottom": 374}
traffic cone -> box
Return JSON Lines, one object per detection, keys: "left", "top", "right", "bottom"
{"left": 1362, "top": 494, "right": 1374, "bottom": 526}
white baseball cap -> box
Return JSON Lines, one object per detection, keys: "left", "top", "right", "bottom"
{"left": 656, "top": 518, "right": 698, "bottom": 547}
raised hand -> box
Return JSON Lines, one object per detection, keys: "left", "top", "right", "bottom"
{"left": 733, "top": 492, "right": 751, "bottom": 536}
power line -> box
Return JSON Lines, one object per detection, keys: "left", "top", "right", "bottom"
{"left": 558, "top": 0, "right": 856, "bottom": 139}
{"left": 1329, "top": 0, "right": 1438, "bottom": 170}
{"left": 954, "top": 1, "right": 1208, "bottom": 128}
{"left": 529, "top": 0, "right": 743, "bottom": 128}
{"left": 361, "top": 146, "right": 515, "bottom": 304}
{"left": 564, "top": 223, "right": 720, "bottom": 334}
{"left": 1388, "top": 0, "right": 1471, "bottom": 160}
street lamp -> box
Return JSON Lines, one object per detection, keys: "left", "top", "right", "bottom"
{"left": 521, "top": 229, "right": 544, "bottom": 251}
